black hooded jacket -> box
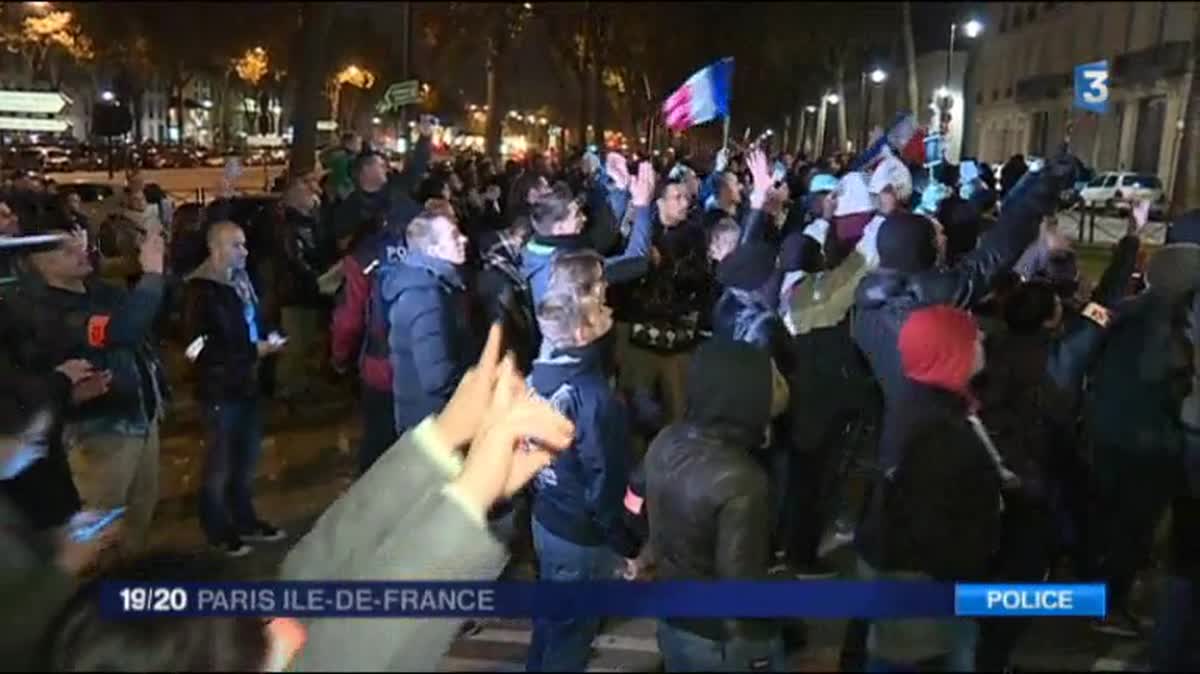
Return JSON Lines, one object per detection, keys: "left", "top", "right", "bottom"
{"left": 644, "top": 338, "right": 778, "bottom": 643}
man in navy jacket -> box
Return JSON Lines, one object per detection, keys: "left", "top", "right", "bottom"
{"left": 525, "top": 250, "right": 640, "bottom": 672}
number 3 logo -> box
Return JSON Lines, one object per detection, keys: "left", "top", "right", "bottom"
{"left": 1082, "top": 69, "right": 1108, "bottom": 104}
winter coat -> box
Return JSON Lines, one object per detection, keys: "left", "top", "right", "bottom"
{"left": 331, "top": 135, "right": 431, "bottom": 247}
{"left": 183, "top": 259, "right": 268, "bottom": 402}
{"left": 520, "top": 203, "right": 654, "bottom": 309}
{"left": 855, "top": 384, "right": 1003, "bottom": 580}
{"left": 976, "top": 332, "right": 1081, "bottom": 505}
{"left": 853, "top": 168, "right": 1060, "bottom": 469}
{"left": 381, "top": 252, "right": 480, "bottom": 433}
{"left": 274, "top": 206, "right": 323, "bottom": 308}
{"left": 475, "top": 230, "right": 536, "bottom": 372}
{"left": 330, "top": 226, "right": 407, "bottom": 394}
{"left": 713, "top": 287, "right": 793, "bottom": 376}
{"left": 281, "top": 418, "right": 507, "bottom": 672}
{"left": 622, "top": 213, "right": 711, "bottom": 353}
{"left": 7, "top": 274, "right": 167, "bottom": 438}
{"left": 1086, "top": 243, "right": 1200, "bottom": 478}
{"left": 645, "top": 338, "right": 778, "bottom": 643}
{"left": 528, "top": 342, "right": 639, "bottom": 557}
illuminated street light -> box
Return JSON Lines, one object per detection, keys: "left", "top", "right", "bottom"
{"left": 526, "top": 115, "right": 537, "bottom": 124}
{"left": 538, "top": 117, "right": 548, "bottom": 125}
{"left": 825, "top": 93, "right": 840, "bottom": 105}
{"left": 869, "top": 68, "right": 888, "bottom": 84}
{"left": 372, "top": 116, "right": 382, "bottom": 124}
{"left": 805, "top": 105, "right": 817, "bottom": 113}
{"left": 100, "top": 90, "right": 115, "bottom": 102}
{"left": 523, "top": 2, "right": 532, "bottom": 9}
{"left": 963, "top": 19, "right": 984, "bottom": 38}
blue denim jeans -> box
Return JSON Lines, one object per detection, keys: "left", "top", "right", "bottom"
{"left": 656, "top": 621, "right": 787, "bottom": 672}
{"left": 526, "top": 518, "right": 620, "bottom": 672}
{"left": 198, "top": 398, "right": 264, "bottom": 544}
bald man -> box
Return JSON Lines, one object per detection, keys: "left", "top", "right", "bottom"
{"left": 183, "top": 221, "right": 286, "bottom": 557}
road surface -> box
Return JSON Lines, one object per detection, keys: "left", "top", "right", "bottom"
{"left": 50, "top": 165, "right": 287, "bottom": 199}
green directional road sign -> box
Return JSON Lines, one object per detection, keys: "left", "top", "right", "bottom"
{"left": 377, "top": 80, "right": 420, "bottom": 113}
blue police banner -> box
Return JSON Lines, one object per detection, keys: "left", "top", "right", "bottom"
{"left": 1074, "top": 60, "right": 1110, "bottom": 114}
{"left": 97, "top": 581, "right": 1108, "bottom": 620}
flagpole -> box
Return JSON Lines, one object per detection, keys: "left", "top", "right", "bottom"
{"left": 722, "top": 115, "right": 731, "bottom": 150}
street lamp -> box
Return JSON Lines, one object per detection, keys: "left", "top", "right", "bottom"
{"left": 372, "top": 116, "right": 382, "bottom": 125}
{"left": 963, "top": 19, "right": 984, "bottom": 39}
{"left": 100, "top": 90, "right": 115, "bottom": 102}
{"left": 825, "top": 93, "right": 840, "bottom": 105}
{"left": 860, "top": 67, "right": 888, "bottom": 149}
{"left": 805, "top": 105, "right": 817, "bottom": 113}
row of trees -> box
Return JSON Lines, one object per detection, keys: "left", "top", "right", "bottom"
{"left": 1, "top": 2, "right": 932, "bottom": 174}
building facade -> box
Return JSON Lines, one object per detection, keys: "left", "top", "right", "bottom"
{"left": 969, "top": 2, "right": 1196, "bottom": 197}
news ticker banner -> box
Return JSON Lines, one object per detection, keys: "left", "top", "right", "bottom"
{"left": 101, "top": 581, "right": 1106, "bottom": 620}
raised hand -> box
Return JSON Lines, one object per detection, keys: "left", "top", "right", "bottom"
{"left": 606, "top": 153, "right": 631, "bottom": 192}
{"left": 747, "top": 149, "right": 772, "bottom": 209}
{"left": 453, "top": 355, "right": 574, "bottom": 513}
{"left": 434, "top": 322, "right": 505, "bottom": 451}
{"left": 629, "top": 162, "right": 656, "bottom": 208}
{"left": 138, "top": 231, "right": 164, "bottom": 274}
{"left": 1129, "top": 198, "right": 1152, "bottom": 237}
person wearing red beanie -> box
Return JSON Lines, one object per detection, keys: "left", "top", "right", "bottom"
{"left": 898, "top": 305, "right": 984, "bottom": 399}
{"left": 855, "top": 305, "right": 1014, "bottom": 673}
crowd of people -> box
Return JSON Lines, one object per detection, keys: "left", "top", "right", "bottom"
{"left": 0, "top": 108, "right": 1198, "bottom": 672}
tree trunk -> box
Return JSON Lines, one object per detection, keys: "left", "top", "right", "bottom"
{"left": 836, "top": 61, "right": 848, "bottom": 153}
{"left": 816, "top": 99, "right": 828, "bottom": 156}
{"left": 1170, "top": 6, "right": 1200, "bottom": 214}
{"left": 575, "top": 12, "right": 590, "bottom": 150}
{"left": 902, "top": 1, "right": 920, "bottom": 114}
{"left": 484, "top": 38, "right": 504, "bottom": 162}
{"left": 289, "top": 2, "right": 335, "bottom": 177}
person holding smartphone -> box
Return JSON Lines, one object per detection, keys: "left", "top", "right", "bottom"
{"left": 184, "top": 221, "right": 286, "bottom": 557}
{"left": 0, "top": 376, "right": 119, "bottom": 669}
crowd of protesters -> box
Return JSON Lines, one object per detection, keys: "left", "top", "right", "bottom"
{"left": 0, "top": 105, "right": 1198, "bottom": 673}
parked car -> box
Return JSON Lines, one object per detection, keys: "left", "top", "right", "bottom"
{"left": 1079, "top": 171, "right": 1166, "bottom": 218}
{"left": 1059, "top": 166, "right": 1095, "bottom": 208}
{"left": 44, "top": 148, "right": 72, "bottom": 172}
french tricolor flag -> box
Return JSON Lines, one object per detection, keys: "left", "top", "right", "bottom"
{"left": 662, "top": 58, "right": 734, "bottom": 132}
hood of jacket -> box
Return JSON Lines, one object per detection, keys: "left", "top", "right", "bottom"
{"left": 1146, "top": 243, "right": 1200, "bottom": 301}
{"left": 684, "top": 338, "right": 773, "bottom": 437}
{"left": 529, "top": 340, "right": 609, "bottom": 392}
{"left": 521, "top": 233, "right": 590, "bottom": 287}
{"left": 379, "top": 251, "right": 464, "bottom": 304}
